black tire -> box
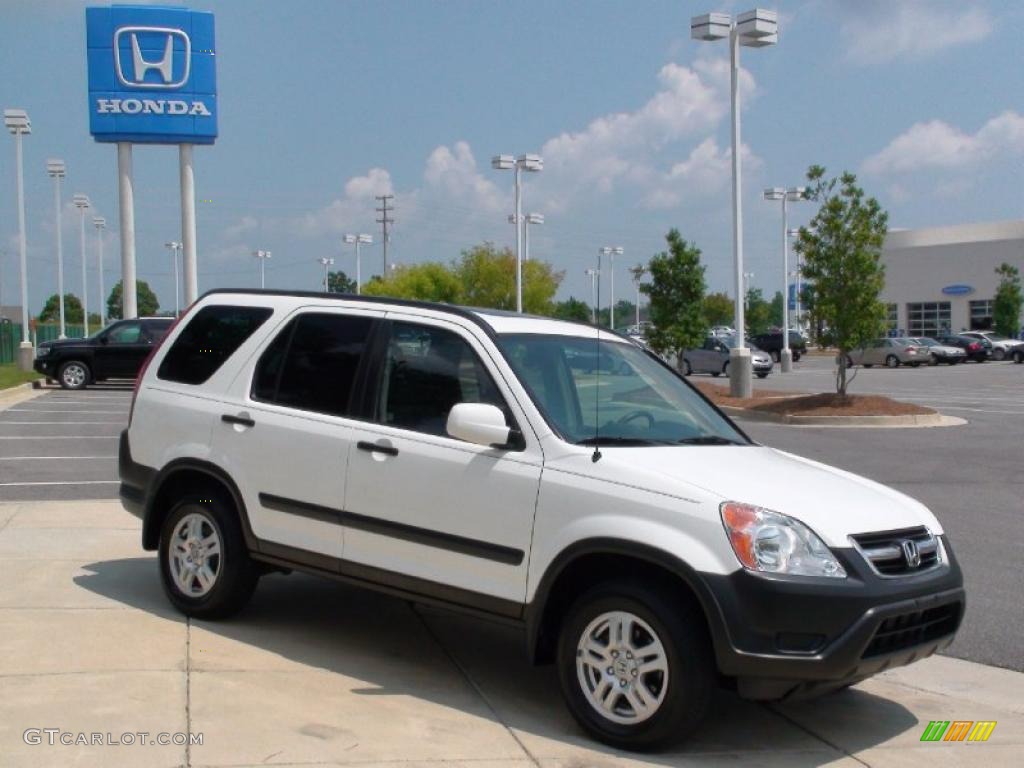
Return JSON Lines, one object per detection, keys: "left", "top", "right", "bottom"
{"left": 722, "top": 361, "right": 730, "bottom": 377}
{"left": 845, "top": 356, "right": 854, "bottom": 369}
{"left": 770, "top": 350, "right": 780, "bottom": 363}
{"left": 993, "top": 348, "right": 1006, "bottom": 361}
{"left": 710, "top": 371, "right": 720, "bottom": 378}
{"left": 158, "top": 494, "right": 259, "bottom": 619}
{"left": 756, "top": 372, "right": 769, "bottom": 379}
{"left": 58, "top": 360, "right": 90, "bottom": 390}
{"left": 909, "top": 362, "right": 920, "bottom": 368}
{"left": 863, "top": 363, "right": 873, "bottom": 368}
{"left": 1014, "top": 351, "right": 1023, "bottom": 364}
{"left": 556, "top": 582, "right": 714, "bottom": 751}
{"left": 927, "top": 355, "right": 938, "bottom": 366}
{"left": 885, "top": 355, "right": 899, "bottom": 368}
{"left": 793, "top": 352, "right": 802, "bottom": 362}
{"left": 683, "top": 360, "right": 692, "bottom": 376}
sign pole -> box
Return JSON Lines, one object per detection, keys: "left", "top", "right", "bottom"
{"left": 117, "top": 141, "right": 138, "bottom": 319}
{"left": 180, "top": 143, "right": 198, "bottom": 305}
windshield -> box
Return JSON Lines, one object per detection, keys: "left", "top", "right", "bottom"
{"left": 498, "top": 334, "right": 748, "bottom": 446}
{"left": 984, "top": 333, "right": 1007, "bottom": 341}
{"left": 915, "top": 338, "right": 937, "bottom": 346}
{"left": 723, "top": 335, "right": 763, "bottom": 352}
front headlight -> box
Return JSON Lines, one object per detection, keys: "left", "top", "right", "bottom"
{"left": 35, "top": 347, "right": 49, "bottom": 358}
{"left": 720, "top": 502, "right": 846, "bottom": 578}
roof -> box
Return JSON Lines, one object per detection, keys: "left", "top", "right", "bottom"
{"left": 885, "top": 219, "right": 1024, "bottom": 250}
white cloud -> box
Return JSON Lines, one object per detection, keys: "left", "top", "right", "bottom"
{"left": 292, "top": 167, "right": 395, "bottom": 237}
{"left": 423, "top": 141, "right": 504, "bottom": 213}
{"left": 221, "top": 215, "right": 257, "bottom": 241}
{"left": 863, "top": 111, "right": 1024, "bottom": 175}
{"left": 641, "top": 138, "right": 760, "bottom": 209}
{"left": 839, "top": 1, "right": 992, "bottom": 64}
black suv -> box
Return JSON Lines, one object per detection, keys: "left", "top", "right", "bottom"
{"left": 751, "top": 331, "right": 808, "bottom": 362}
{"left": 34, "top": 317, "right": 174, "bottom": 389}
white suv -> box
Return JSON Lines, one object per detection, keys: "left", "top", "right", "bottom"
{"left": 120, "top": 291, "right": 964, "bottom": 751}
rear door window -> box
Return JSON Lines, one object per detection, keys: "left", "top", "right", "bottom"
{"left": 158, "top": 305, "right": 273, "bottom": 385}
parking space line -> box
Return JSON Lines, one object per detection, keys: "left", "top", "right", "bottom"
{"left": 0, "top": 456, "right": 116, "bottom": 461}
{"left": 0, "top": 436, "right": 118, "bottom": 440}
{"left": 0, "top": 480, "right": 119, "bottom": 487}
{"left": 5, "top": 409, "right": 128, "bottom": 414}
{"left": 0, "top": 421, "right": 124, "bottom": 425}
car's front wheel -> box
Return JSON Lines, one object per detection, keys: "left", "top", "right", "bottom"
{"left": 1014, "top": 350, "right": 1023, "bottom": 364}
{"left": 993, "top": 348, "right": 1006, "bottom": 361}
{"left": 58, "top": 360, "right": 90, "bottom": 390}
{"left": 159, "top": 495, "right": 259, "bottom": 619}
{"left": 756, "top": 372, "right": 769, "bottom": 378}
{"left": 557, "top": 583, "right": 713, "bottom": 751}
{"left": 885, "top": 354, "right": 900, "bottom": 368}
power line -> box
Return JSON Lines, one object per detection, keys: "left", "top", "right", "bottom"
{"left": 375, "top": 194, "right": 394, "bottom": 272}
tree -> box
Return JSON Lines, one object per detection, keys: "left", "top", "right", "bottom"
{"left": 641, "top": 229, "right": 707, "bottom": 369}
{"left": 552, "top": 297, "right": 591, "bottom": 323}
{"left": 456, "top": 243, "right": 562, "bottom": 314}
{"left": 38, "top": 294, "right": 83, "bottom": 324}
{"left": 796, "top": 166, "right": 888, "bottom": 395}
{"left": 613, "top": 299, "right": 636, "bottom": 329}
{"left": 993, "top": 263, "right": 1022, "bottom": 338}
{"left": 703, "top": 292, "right": 734, "bottom": 328}
{"left": 744, "top": 288, "right": 773, "bottom": 336}
{"left": 362, "top": 262, "right": 463, "bottom": 304}
{"left": 327, "top": 270, "right": 357, "bottom": 294}
{"left": 769, "top": 290, "right": 784, "bottom": 329}
{"left": 107, "top": 280, "right": 160, "bottom": 320}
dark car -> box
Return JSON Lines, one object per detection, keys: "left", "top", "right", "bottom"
{"left": 751, "top": 331, "right": 808, "bottom": 362}
{"left": 937, "top": 335, "right": 989, "bottom": 363}
{"left": 34, "top": 317, "right": 174, "bottom": 389}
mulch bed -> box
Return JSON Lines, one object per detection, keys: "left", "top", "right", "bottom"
{"left": 692, "top": 381, "right": 935, "bottom": 417}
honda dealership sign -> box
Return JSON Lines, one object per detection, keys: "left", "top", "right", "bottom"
{"left": 86, "top": 5, "right": 217, "bottom": 144}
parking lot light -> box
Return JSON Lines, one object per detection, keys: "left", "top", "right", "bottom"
{"left": 164, "top": 241, "right": 182, "bottom": 316}
{"left": 492, "top": 153, "right": 543, "bottom": 313}
{"left": 317, "top": 257, "right": 335, "bottom": 292}
{"left": 73, "top": 194, "right": 91, "bottom": 336}
{"left": 5, "top": 108, "right": 33, "bottom": 365}
{"left": 525, "top": 212, "right": 544, "bottom": 264}
{"left": 599, "top": 247, "right": 624, "bottom": 329}
{"left": 252, "top": 249, "right": 271, "bottom": 290}
{"left": 47, "top": 159, "right": 67, "bottom": 338}
{"left": 93, "top": 217, "right": 106, "bottom": 328}
{"left": 585, "top": 268, "right": 599, "bottom": 323}
{"left": 343, "top": 234, "right": 372, "bottom": 294}
{"left": 764, "top": 186, "right": 806, "bottom": 371}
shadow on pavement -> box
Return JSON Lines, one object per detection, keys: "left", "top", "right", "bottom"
{"left": 75, "top": 557, "right": 919, "bottom": 764}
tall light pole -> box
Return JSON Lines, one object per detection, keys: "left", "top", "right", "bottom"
{"left": 585, "top": 268, "right": 599, "bottom": 323}
{"left": 787, "top": 227, "right": 803, "bottom": 333}
{"left": 743, "top": 271, "right": 755, "bottom": 312}
{"left": 93, "top": 217, "right": 106, "bottom": 328}
{"left": 343, "top": 234, "right": 372, "bottom": 295}
{"left": 73, "top": 194, "right": 91, "bottom": 336}
{"left": 692, "top": 8, "right": 778, "bottom": 397}
{"left": 629, "top": 264, "right": 647, "bottom": 328}
{"left": 252, "top": 249, "right": 272, "bottom": 289}
{"left": 764, "top": 187, "right": 806, "bottom": 371}
{"left": 46, "top": 159, "right": 67, "bottom": 339}
{"left": 164, "top": 241, "right": 182, "bottom": 317}
{"left": 492, "top": 153, "right": 543, "bottom": 313}
{"left": 599, "top": 246, "right": 624, "bottom": 328}
{"left": 318, "top": 257, "right": 334, "bottom": 292}
{"left": 5, "top": 108, "right": 33, "bottom": 369}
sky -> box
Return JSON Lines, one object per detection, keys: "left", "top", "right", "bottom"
{"left": 2, "top": 0, "right": 1023, "bottom": 317}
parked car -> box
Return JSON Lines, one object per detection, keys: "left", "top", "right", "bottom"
{"left": 847, "top": 338, "right": 927, "bottom": 368}
{"left": 33, "top": 317, "right": 175, "bottom": 389}
{"left": 960, "top": 331, "right": 1024, "bottom": 361}
{"left": 751, "top": 331, "right": 809, "bottom": 363}
{"left": 907, "top": 337, "right": 966, "bottom": 365}
{"left": 1014, "top": 346, "right": 1024, "bottom": 364}
{"left": 937, "top": 335, "right": 989, "bottom": 363}
{"left": 683, "top": 335, "right": 773, "bottom": 378}
{"left": 120, "top": 291, "right": 964, "bottom": 750}
{"left": 709, "top": 325, "right": 735, "bottom": 338}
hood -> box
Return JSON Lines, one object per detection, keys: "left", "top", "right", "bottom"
{"left": 543, "top": 444, "right": 941, "bottom": 547}
{"left": 39, "top": 337, "right": 90, "bottom": 350}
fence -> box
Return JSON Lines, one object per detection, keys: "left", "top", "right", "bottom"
{"left": 0, "top": 323, "right": 87, "bottom": 365}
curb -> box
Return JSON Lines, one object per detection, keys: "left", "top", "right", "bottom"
{"left": 0, "top": 382, "right": 45, "bottom": 411}
{"left": 722, "top": 405, "right": 967, "bottom": 428}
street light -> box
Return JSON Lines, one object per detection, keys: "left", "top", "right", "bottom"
{"left": 692, "top": 8, "right": 778, "bottom": 397}
{"left": 4, "top": 108, "right": 32, "bottom": 368}
{"left": 93, "top": 217, "right": 106, "bottom": 328}
{"left": 629, "top": 264, "right": 647, "bottom": 328}
{"left": 317, "top": 257, "right": 334, "bottom": 292}
{"left": 343, "top": 233, "right": 372, "bottom": 294}
{"left": 492, "top": 153, "right": 543, "bottom": 313}
{"left": 72, "top": 194, "right": 90, "bottom": 336}
{"left": 46, "top": 159, "right": 67, "bottom": 338}
{"left": 164, "top": 241, "right": 182, "bottom": 316}
{"left": 764, "top": 186, "right": 806, "bottom": 371}
{"left": 252, "top": 249, "right": 272, "bottom": 289}
{"left": 584, "top": 268, "right": 599, "bottom": 324}
{"left": 743, "top": 271, "right": 755, "bottom": 313}
{"left": 599, "top": 246, "right": 624, "bottom": 328}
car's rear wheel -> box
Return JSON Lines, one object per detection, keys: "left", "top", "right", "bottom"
{"left": 793, "top": 352, "right": 802, "bottom": 362}
{"left": 863, "top": 363, "right": 873, "bottom": 368}
{"left": 683, "top": 360, "right": 692, "bottom": 376}
{"left": 770, "top": 350, "right": 780, "bottom": 363}
{"left": 927, "top": 355, "right": 938, "bottom": 366}
{"left": 909, "top": 361, "right": 920, "bottom": 368}
{"left": 556, "top": 582, "right": 713, "bottom": 751}
{"left": 993, "top": 348, "right": 1006, "bottom": 361}
{"left": 722, "top": 361, "right": 730, "bottom": 377}
{"left": 885, "top": 355, "right": 899, "bottom": 368}
{"left": 710, "top": 371, "right": 720, "bottom": 377}
{"left": 1014, "top": 351, "right": 1023, "bottom": 364}
{"left": 58, "top": 360, "right": 90, "bottom": 390}
{"left": 756, "top": 372, "right": 769, "bottom": 378}
{"left": 159, "top": 495, "right": 259, "bottom": 619}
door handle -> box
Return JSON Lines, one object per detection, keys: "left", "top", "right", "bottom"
{"left": 357, "top": 441, "right": 398, "bottom": 456}
{"left": 221, "top": 414, "right": 255, "bottom": 428}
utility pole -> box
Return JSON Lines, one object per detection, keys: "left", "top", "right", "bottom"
{"left": 375, "top": 194, "right": 394, "bottom": 273}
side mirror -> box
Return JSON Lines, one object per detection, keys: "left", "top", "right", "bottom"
{"left": 446, "top": 403, "right": 512, "bottom": 448}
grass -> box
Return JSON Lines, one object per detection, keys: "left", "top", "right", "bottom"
{"left": 0, "top": 364, "right": 41, "bottom": 391}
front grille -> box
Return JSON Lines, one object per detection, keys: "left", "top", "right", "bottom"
{"left": 851, "top": 526, "right": 941, "bottom": 577}
{"left": 862, "top": 602, "right": 962, "bottom": 658}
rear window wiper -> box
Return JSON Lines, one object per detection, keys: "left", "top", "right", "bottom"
{"left": 676, "top": 435, "right": 745, "bottom": 445}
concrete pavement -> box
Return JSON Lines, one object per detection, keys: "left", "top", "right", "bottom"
{"left": 1, "top": 498, "right": 1020, "bottom": 767}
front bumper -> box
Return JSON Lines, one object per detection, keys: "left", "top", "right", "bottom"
{"left": 33, "top": 357, "right": 57, "bottom": 377}
{"left": 699, "top": 537, "right": 964, "bottom": 700}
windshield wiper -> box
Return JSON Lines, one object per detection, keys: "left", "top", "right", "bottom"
{"left": 575, "top": 437, "right": 668, "bottom": 447}
{"left": 676, "top": 435, "right": 745, "bottom": 445}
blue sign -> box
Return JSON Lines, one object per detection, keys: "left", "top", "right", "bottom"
{"left": 86, "top": 5, "right": 217, "bottom": 144}
{"left": 941, "top": 284, "right": 974, "bottom": 296}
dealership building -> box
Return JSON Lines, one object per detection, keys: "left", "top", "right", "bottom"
{"left": 880, "top": 219, "right": 1024, "bottom": 338}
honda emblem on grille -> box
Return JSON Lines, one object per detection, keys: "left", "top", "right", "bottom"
{"left": 901, "top": 539, "right": 922, "bottom": 568}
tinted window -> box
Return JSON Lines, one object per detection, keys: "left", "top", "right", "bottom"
{"left": 106, "top": 321, "right": 143, "bottom": 344}
{"left": 158, "top": 305, "right": 273, "bottom": 385}
{"left": 255, "top": 312, "right": 373, "bottom": 417}
{"left": 378, "top": 322, "right": 508, "bottom": 437}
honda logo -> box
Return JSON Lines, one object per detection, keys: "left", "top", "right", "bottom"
{"left": 113, "top": 26, "right": 191, "bottom": 89}
{"left": 901, "top": 539, "right": 922, "bottom": 568}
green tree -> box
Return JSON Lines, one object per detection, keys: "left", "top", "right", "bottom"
{"left": 796, "top": 166, "right": 888, "bottom": 395}
{"left": 327, "top": 270, "right": 357, "bottom": 294}
{"left": 456, "top": 243, "right": 562, "bottom": 314}
{"left": 38, "top": 294, "right": 83, "bottom": 324}
{"left": 552, "top": 297, "right": 592, "bottom": 323}
{"left": 362, "top": 262, "right": 463, "bottom": 303}
{"left": 769, "top": 290, "right": 784, "bottom": 329}
{"left": 106, "top": 280, "right": 160, "bottom": 320}
{"left": 993, "top": 263, "right": 1022, "bottom": 338}
{"left": 641, "top": 229, "right": 707, "bottom": 369}
{"left": 745, "top": 288, "right": 773, "bottom": 336}
{"left": 703, "top": 292, "right": 734, "bottom": 327}
{"left": 612, "top": 299, "right": 636, "bottom": 329}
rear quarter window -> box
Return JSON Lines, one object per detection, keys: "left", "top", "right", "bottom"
{"left": 158, "top": 305, "right": 273, "bottom": 385}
